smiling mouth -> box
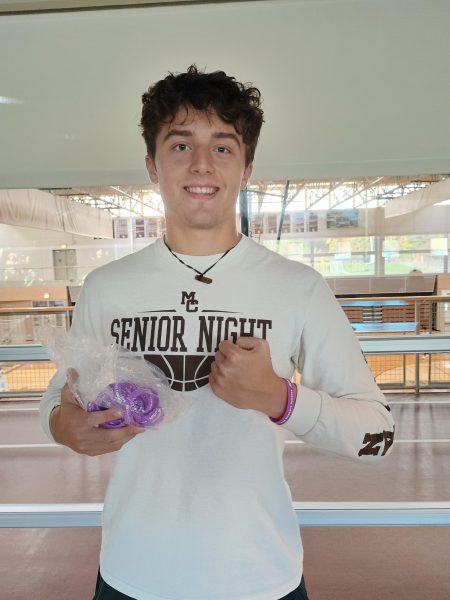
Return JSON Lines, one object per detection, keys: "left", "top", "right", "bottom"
{"left": 184, "top": 186, "right": 219, "bottom": 196}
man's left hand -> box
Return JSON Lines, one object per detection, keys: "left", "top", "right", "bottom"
{"left": 209, "top": 336, "right": 287, "bottom": 419}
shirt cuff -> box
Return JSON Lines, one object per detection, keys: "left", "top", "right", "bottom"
{"left": 283, "top": 384, "right": 322, "bottom": 435}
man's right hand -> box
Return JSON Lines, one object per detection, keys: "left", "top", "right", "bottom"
{"left": 50, "top": 375, "right": 145, "bottom": 456}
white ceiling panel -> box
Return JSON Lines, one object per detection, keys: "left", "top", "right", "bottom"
{"left": 0, "top": 0, "right": 449, "bottom": 188}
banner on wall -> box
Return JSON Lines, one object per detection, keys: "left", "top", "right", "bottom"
{"left": 0, "top": 189, "right": 113, "bottom": 238}
{"left": 384, "top": 178, "right": 450, "bottom": 219}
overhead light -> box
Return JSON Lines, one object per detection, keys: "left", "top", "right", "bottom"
{"left": 0, "top": 96, "right": 23, "bottom": 105}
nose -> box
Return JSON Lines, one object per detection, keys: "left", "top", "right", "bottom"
{"left": 189, "top": 146, "right": 214, "bottom": 174}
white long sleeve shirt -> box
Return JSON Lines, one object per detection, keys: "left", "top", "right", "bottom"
{"left": 40, "top": 236, "right": 394, "bottom": 600}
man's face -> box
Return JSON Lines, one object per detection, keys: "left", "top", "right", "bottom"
{"left": 145, "top": 106, "right": 252, "bottom": 235}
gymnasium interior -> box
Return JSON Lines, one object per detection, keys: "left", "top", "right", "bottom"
{"left": 0, "top": 1, "right": 449, "bottom": 599}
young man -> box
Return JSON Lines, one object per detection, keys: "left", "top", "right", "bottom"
{"left": 40, "top": 65, "right": 395, "bottom": 600}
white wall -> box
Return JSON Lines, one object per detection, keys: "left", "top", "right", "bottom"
{"left": 1, "top": 204, "right": 449, "bottom": 284}
{"left": 1, "top": 0, "right": 449, "bottom": 188}
{"left": 0, "top": 224, "right": 146, "bottom": 283}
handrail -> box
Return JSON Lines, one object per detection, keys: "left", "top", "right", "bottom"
{"left": 0, "top": 306, "right": 73, "bottom": 316}
{"left": 338, "top": 295, "right": 449, "bottom": 302}
{"left": 0, "top": 296, "right": 447, "bottom": 317}
{"left": 1, "top": 337, "right": 449, "bottom": 363}
{"left": 0, "top": 344, "right": 51, "bottom": 362}
{"left": 1, "top": 502, "right": 449, "bottom": 528}
{"left": 358, "top": 335, "right": 450, "bottom": 354}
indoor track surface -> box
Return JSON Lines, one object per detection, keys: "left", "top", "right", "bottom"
{"left": 1, "top": 393, "right": 449, "bottom": 600}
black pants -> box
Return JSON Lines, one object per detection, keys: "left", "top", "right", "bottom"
{"left": 93, "top": 571, "right": 309, "bottom": 600}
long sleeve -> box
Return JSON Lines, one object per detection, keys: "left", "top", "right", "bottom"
{"left": 285, "top": 275, "right": 395, "bottom": 463}
{"left": 39, "top": 274, "right": 99, "bottom": 441}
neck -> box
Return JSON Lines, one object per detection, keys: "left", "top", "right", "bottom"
{"left": 164, "top": 227, "right": 241, "bottom": 255}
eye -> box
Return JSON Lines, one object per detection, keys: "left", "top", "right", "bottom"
{"left": 174, "top": 143, "right": 189, "bottom": 152}
{"left": 214, "top": 146, "right": 231, "bottom": 154}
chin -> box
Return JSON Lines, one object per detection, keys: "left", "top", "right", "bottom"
{"left": 183, "top": 213, "right": 225, "bottom": 231}
{"left": 186, "top": 219, "right": 220, "bottom": 231}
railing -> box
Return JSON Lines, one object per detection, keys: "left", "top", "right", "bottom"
{"left": 0, "top": 306, "right": 73, "bottom": 344}
{"left": 1, "top": 329, "right": 449, "bottom": 531}
{"left": 1, "top": 501, "right": 450, "bottom": 528}
{"left": 0, "top": 302, "right": 449, "bottom": 397}
{"left": 0, "top": 307, "right": 72, "bottom": 396}
{"left": 338, "top": 295, "right": 450, "bottom": 334}
{"left": 338, "top": 296, "right": 450, "bottom": 392}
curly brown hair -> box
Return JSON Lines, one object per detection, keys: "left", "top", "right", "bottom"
{"left": 140, "top": 65, "right": 264, "bottom": 166}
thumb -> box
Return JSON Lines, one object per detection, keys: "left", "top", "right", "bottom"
{"left": 66, "top": 368, "right": 79, "bottom": 386}
{"left": 63, "top": 368, "right": 83, "bottom": 407}
{"left": 235, "top": 336, "right": 263, "bottom": 352}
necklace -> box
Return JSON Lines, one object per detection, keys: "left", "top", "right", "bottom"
{"left": 163, "top": 237, "right": 239, "bottom": 284}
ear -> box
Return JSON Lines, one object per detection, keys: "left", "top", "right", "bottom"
{"left": 145, "top": 155, "right": 159, "bottom": 184}
{"left": 240, "top": 163, "right": 253, "bottom": 190}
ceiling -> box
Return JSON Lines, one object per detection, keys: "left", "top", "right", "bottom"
{"left": 45, "top": 175, "right": 449, "bottom": 218}
{"left": 1, "top": 0, "right": 449, "bottom": 189}
{"left": 0, "top": 0, "right": 259, "bottom": 13}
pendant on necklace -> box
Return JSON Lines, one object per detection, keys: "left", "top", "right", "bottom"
{"left": 195, "top": 274, "right": 213, "bottom": 284}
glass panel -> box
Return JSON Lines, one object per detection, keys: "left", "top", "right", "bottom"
{"left": 384, "top": 253, "right": 445, "bottom": 274}
{"left": 311, "top": 253, "right": 375, "bottom": 277}
{"left": 308, "top": 237, "right": 375, "bottom": 254}
{"left": 262, "top": 237, "right": 376, "bottom": 276}
{"left": 261, "top": 238, "right": 312, "bottom": 260}
{"left": 384, "top": 234, "right": 447, "bottom": 251}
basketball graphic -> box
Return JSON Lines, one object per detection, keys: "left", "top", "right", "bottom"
{"left": 144, "top": 354, "right": 214, "bottom": 392}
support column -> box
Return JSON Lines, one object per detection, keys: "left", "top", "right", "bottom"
{"left": 239, "top": 188, "right": 250, "bottom": 237}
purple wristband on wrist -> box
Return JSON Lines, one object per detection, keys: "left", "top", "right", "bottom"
{"left": 270, "top": 378, "right": 296, "bottom": 425}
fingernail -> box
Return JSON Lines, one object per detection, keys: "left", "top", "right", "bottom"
{"left": 113, "top": 411, "right": 123, "bottom": 419}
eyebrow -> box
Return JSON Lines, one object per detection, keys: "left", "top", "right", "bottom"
{"left": 163, "top": 129, "right": 242, "bottom": 146}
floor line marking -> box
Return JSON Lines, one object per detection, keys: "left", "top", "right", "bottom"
{"left": 1, "top": 439, "right": 450, "bottom": 450}
{"left": 0, "top": 444, "right": 59, "bottom": 449}
{"left": 388, "top": 400, "right": 450, "bottom": 405}
{"left": 394, "top": 439, "right": 450, "bottom": 443}
{"left": 284, "top": 439, "right": 450, "bottom": 445}
{"left": 2, "top": 400, "right": 450, "bottom": 412}
{"left": 0, "top": 407, "right": 39, "bottom": 412}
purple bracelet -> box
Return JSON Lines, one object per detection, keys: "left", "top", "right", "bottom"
{"left": 87, "top": 381, "right": 164, "bottom": 429}
{"left": 270, "top": 379, "right": 296, "bottom": 425}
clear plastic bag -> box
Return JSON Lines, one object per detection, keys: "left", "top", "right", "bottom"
{"left": 43, "top": 328, "right": 189, "bottom": 429}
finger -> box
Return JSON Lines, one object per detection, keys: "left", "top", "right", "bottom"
{"left": 66, "top": 368, "right": 79, "bottom": 384}
{"left": 83, "top": 426, "right": 144, "bottom": 455}
{"left": 87, "top": 406, "right": 124, "bottom": 428}
{"left": 212, "top": 355, "right": 233, "bottom": 379}
{"left": 209, "top": 371, "right": 219, "bottom": 392}
{"left": 235, "top": 336, "right": 261, "bottom": 350}
{"left": 64, "top": 368, "right": 85, "bottom": 407}
{"left": 217, "top": 340, "right": 236, "bottom": 356}
{"left": 210, "top": 361, "right": 220, "bottom": 378}
{"left": 97, "top": 424, "right": 145, "bottom": 445}
{"left": 60, "top": 382, "right": 71, "bottom": 401}
{"left": 61, "top": 382, "right": 83, "bottom": 407}
{"left": 209, "top": 373, "right": 216, "bottom": 391}
{"left": 209, "top": 362, "right": 226, "bottom": 388}
{"left": 213, "top": 351, "right": 225, "bottom": 367}
{"left": 87, "top": 408, "right": 147, "bottom": 437}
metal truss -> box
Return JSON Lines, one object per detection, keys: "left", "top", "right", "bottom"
{"left": 44, "top": 186, "right": 164, "bottom": 217}
{"left": 109, "top": 186, "right": 164, "bottom": 216}
{"left": 44, "top": 174, "right": 449, "bottom": 219}
{"left": 249, "top": 175, "right": 448, "bottom": 213}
